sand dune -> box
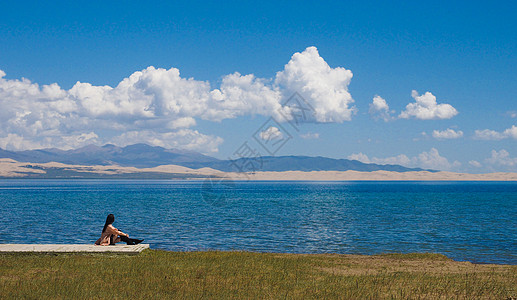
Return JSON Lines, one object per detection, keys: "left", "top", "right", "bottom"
{"left": 230, "top": 170, "right": 517, "bottom": 181}
{"left": 0, "top": 158, "right": 516, "bottom": 180}
{"left": 0, "top": 159, "right": 222, "bottom": 178}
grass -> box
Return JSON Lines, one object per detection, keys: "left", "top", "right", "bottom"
{"left": 0, "top": 250, "right": 515, "bottom": 299}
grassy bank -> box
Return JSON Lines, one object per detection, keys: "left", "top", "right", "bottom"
{"left": 0, "top": 250, "right": 515, "bottom": 299}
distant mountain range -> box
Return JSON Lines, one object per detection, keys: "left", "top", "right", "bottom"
{"left": 0, "top": 144, "right": 217, "bottom": 168}
{"left": 0, "top": 144, "right": 432, "bottom": 172}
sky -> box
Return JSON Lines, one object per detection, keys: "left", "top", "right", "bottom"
{"left": 0, "top": 1, "right": 516, "bottom": 173}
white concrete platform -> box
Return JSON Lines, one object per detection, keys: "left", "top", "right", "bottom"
{"left": 0, "top": 244, "right": 150, "bottom": 254}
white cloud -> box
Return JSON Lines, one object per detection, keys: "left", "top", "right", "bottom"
{"left": 474, "top": 125, "right": 517, "bottom": 140}
{"left": 417, "top": 148, "right": 461, "bottom": 170}
{"left": 485, "top": 149, "right": 517, "bottom": 168}
{"left": 399, "top": 90, "right": 458, "bottom": 120}
{"left": 348, "top": 152, "right": 413, "bottom": 166}
{"left": 348, "top": 148, "right": 460, "bottom": 171}
{"left": 0, "top": 46, "right": 357, "bottom": 151}
{"left": 506, "top": 111, "right": 517, "bottom": 118}
{"left": 208, "top": 72, "right": 282, "bottom": 121}
{"left": 259, "top": 126, "right": 283, "bottom": 141}
{"left": 167, "top": 117, "right": 197, "bottom": 129}
{"left": 0, "top": 132, "right": 100, "bottom": 151}
{"left": 300, "top": 132, "right": 320, "bottom": 139}
{"left": 468, "top": 160, "right": 482, "bottom": 168}
{"left": 432, "top": 128, "right": 463, "bottom": 139}
{"left": 60, "top": 132, "right": 100, "bottom": 149}
{"left": 0, "top": 67, "right": 217, "bottom": 151}
{"left": 275, "top": 46, "right": 356, "bottom": 122}
{"left": 369, "top": 95, "right": 392, "bottom": 121}
{"left": 503, "top": 125, "right": 517, "bottom": 139}
{"left": 474, "top": 129, "right": 506, "bottom": 140}
{"left": 0, "top": 134, "right": 46, "bottom": 151}
{"left": 347, "top": 153, "right": 372, "bottom": 163}
{"left": 378, "top": 154, "right": 413, "bottom": 166}
{"left": 110, "top": 129, "right": 223, "bottom": 153}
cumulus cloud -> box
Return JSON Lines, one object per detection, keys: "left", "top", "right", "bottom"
{"left": 474, "top": 125, "right": 517, "bottom": 140}
{"left": 432, "top": 128, "right": 463, "bottom": 139}
{"left": 399, "top": 90, "right": 458, "bottom": 120}
{"left": 259, "top": 126, "right": 283, "bottom": 141}
{"left": 347, "top": 153, "right": 372, "bottom": 163}
{"left": 348, "top": 148, "right": 460, "bottom": 171}
{"left": 300, "top": 132, "right": 320, "bottom": 139}
{"left": 0, "top": 67, "right": 218, "bottom": 151}
{"left": 485, "top": 149, "right": 517, "bottom": 168}
{"left": 416, "top": 148, "right": 461, "bottom": 170}
{"left": 0, "top": 46, "right": 356, "bottom": 151}
{"left": 468, "top": 160, "right": 482, "bottom": 168}
{"left": 504, "top": 125, "right": 517, "bottom": 139}
{"left": 275, "top": 46, "right": 356, "bottom": 122}
{"left": 0, "top": 132, "right": 100, "bottom": 152}
{"left": 0, "top": 134, "right": 46, "bottom": 151}
{"left": 474, "top": 129, "right": 506, "bottom": 140}
{"left": 208, "top": 72, "right": 283, "bottom": 121}
{"left": 348, "top": 152, "right": 412, "bottom": 166}
{"left": 110, "top": 129, "right": 223, "bottom": 153}
{"left": 167, "top": 117, "right": 197, "bottom": 129}
{"left": 369, "top": 95, "right": 392, "bottom": 121}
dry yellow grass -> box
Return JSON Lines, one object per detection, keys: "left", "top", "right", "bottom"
{"left": 0, "top": 250, "right": 515, "bottom": 299}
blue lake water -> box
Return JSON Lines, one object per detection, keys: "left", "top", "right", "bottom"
{"left": 0, "top": 179, "right": 515, "bottom": 264}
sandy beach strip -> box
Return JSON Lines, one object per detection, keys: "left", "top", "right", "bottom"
{"left": 1, "top": 158, "right": 517, "bottom": 180}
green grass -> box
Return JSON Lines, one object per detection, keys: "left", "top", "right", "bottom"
{"left": 0, "top": 250, "right": 515, "bottom": 299}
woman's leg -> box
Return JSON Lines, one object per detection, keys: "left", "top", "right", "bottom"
{"left": 110, "top": 235, "right": 121, "bottom": 245}
{"left": 119, "top": 235, "right": 133, "bottom": 245}
{"left": 119, "top": 235, "right": 144, "bottom": 245}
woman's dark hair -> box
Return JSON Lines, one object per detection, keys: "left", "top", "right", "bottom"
{"left": 102, "top": 214, "right": 115, "bottom": 233}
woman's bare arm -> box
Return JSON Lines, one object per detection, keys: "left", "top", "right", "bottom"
{"left": 107, "top": 224, "right": 128, "bottom": 237}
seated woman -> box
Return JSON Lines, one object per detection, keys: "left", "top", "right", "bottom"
{"left": 95, "top": 214, "right": 144, "bottom": 245}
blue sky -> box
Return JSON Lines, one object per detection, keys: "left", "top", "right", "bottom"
{"left": 0, "top": 1, "right": 516, "bottom": 172}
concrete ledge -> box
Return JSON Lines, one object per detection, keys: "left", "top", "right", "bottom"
{"left": 0, "top": 244, "right": 150, "bottom": 254}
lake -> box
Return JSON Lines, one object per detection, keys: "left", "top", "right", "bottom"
{"left": 0, "top": 179, "right": 515, "bottom": 264}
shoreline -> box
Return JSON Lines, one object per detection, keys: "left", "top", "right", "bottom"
{"left": 1, "top": 158, "right": 517, "bottom": 181}
{"left": 0, "top": 247, "right": 515, "bottom": 266}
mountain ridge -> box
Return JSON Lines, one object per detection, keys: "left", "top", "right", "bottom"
{"left": 0, "top": 144, "right": 433, "bottom": 172}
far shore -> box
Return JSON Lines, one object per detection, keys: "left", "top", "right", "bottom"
{"left": 1, "top": 158, "right": 517, "bottom": 181}
{"left": 231, "top": 170, "right": 517, "bottom": 181}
